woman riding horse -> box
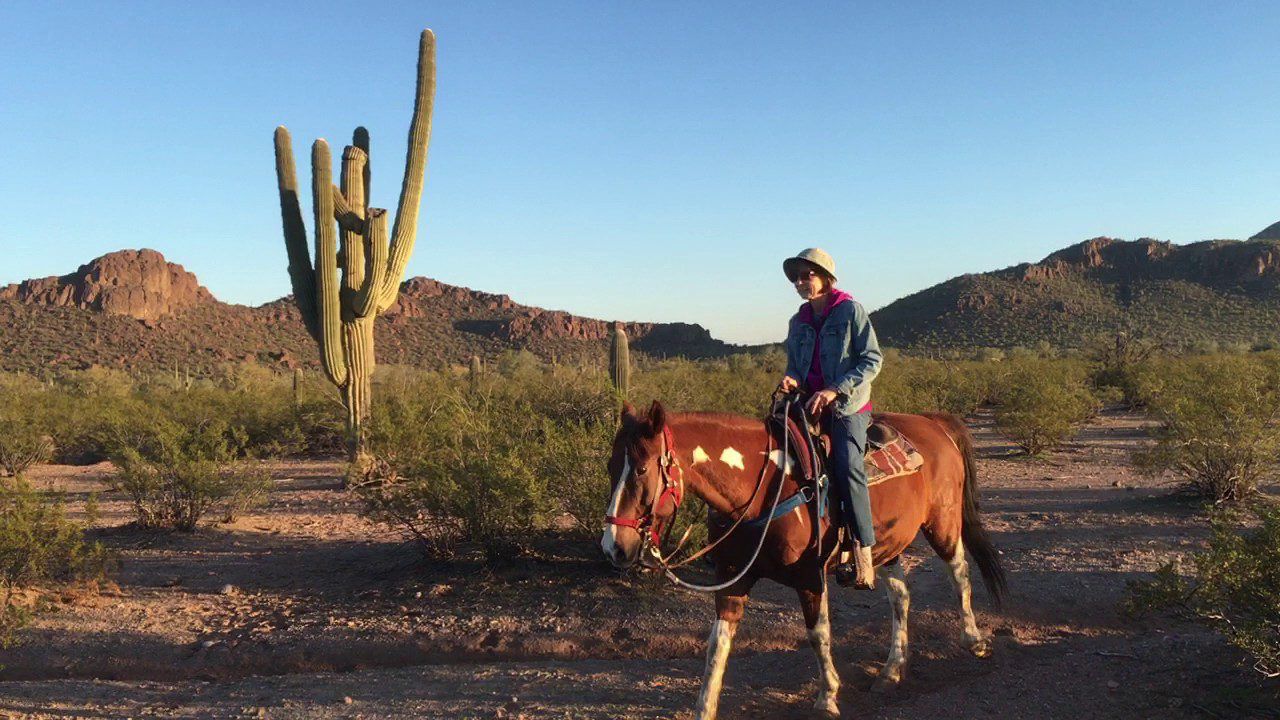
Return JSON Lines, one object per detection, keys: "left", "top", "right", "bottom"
{"left": 781, "top": 247, "right": 882, "bottom": 589}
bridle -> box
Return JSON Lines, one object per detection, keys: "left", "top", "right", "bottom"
{"left": 604, "top": 425, "right": 684, "bottom": 547}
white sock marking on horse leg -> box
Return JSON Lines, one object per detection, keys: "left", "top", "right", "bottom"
{"left": 695, "top": 618, "right": 735, "bottom": 720}
{"left": 946, "top": 537, "right": 985, "bottom": 651}
{"left": 877, "top": 562, "right": 910, "bottom": 686}
{"left": 719, "top": 446, "right": 745, "bottom": 470}
{"left": 599, "top": 457, "right": 630, "bottom": 559}
{"left": 807, "top": 593, "right": 840, "bottom": 716}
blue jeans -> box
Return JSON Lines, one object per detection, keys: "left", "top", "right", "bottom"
{"left": 826, "top": 411, "right": 875, "bottom": 547}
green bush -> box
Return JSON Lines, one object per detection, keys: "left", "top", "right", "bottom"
{"left": 107, "top": 408, "right": 272, "bottom": 531}
{"left": 1088, "top": 331, "right": 1163, "bottom": 409}
{"left": 362, "top": 373, "right": 555, "bottom": 558}
{"left": 0, "top": 477, "right": 109, "bottom": 646}
{"left": 991, "top": 358, "right": 1096, "bottom": 455}
{"left": 1126, "top": 505, "right": 1280, "bottom": 678}
{"left": 0, "top": 376, "right": 56, "bottom": 477}
{"left": 361, "top": 365, "right": 636, "bottom": 557}
{"left": 1134, "top": 354, "right": 1280, "bottom": 503}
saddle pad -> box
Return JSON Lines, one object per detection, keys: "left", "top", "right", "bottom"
{"left": 866, "top": 431, "right": 924, "bottom": 486}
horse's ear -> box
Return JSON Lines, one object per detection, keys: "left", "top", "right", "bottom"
{"left": 646, "top": 400, "right": 667, "bottom": 437}
{"left": 619, "top": 403, "right": 638, "bottom": 428}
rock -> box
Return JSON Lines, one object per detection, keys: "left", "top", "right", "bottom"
{"left": 220, "top": 584, "right": 237, "bottom": 595}
{"left": 0, "top": 249, "right": 214, "bottom": 322}
{"left": 343, "top": 696, "right": 354, "bottom": 705}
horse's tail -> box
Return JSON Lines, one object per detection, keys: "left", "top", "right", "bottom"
{"left": 924, "top": 412, "right": 1009, "bottom": 607}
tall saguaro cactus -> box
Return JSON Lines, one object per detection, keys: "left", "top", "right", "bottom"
{"left": 273, "top": 29, "right": 436, "bottom": 469}
{"left": 610, "top": 326, "right": 631, "bottom": 402}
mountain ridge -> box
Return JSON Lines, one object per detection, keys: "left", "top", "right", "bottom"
{"left": 870, "top": 231, "right": 1280, "bottom": 351}
{"left": 0, "top": 249, "right": 743, "bottom": 374}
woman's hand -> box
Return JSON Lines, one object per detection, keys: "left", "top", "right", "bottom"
{"left": 806, "top": 389, "right": 838, "bottom": 415}
{"left": 778, "top": 375, "right": 799, "bottom": 393}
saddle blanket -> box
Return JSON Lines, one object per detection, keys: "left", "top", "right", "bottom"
{"left": 865, "top": 429, "right": 924, "bottom": 485}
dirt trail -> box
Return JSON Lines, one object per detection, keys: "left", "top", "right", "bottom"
{"left": 1, "top": 410, "right": 1274, "bottom": 719}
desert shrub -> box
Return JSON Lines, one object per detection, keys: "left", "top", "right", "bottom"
{"left": 1089, "top": 331, "right": 1163, "bottom": 409}
{"left": 1125, "top": 505, "right": 1280, "bottom": 678}
{"left": 0, "top": 375, "right": 56, "bottom": 477}
{"left": 0, "top": 477, "right": 109, "bottom": 646}
{"left": 362, "top": 374, "right": 554, "bottom": 558}
{"left": 991, "top": 358, "right": 1096, "bottom": 455}
{"left": 874, "top": 357, "right": 993, "bottom": 416}
{"left": 107, "top": 408, "right": 271, "bottom": 531}
{"left": 541, "top": 415, "right": 616, "bottom": 539}
{"left": 1134, "top": 354, "right": 1280, "bottom": 503}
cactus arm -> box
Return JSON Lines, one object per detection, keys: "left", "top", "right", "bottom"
{"left": 311, "top": 139, "right": 349, "bottom": 388}
{"left": 339, "top": 146, "right": 369, "bottom": 318}
{"left": 352, "top": 209, "right": 388, "bottom": 318}
{"left": 332, "top": 185, "right": 365, "bottom": 235}
{"left": 354, "top": 126, "right": 370, "bottom": 209}
{"left": 273, "top": 126, "right": 320, "bottom": 341}
{"left": 376, "top": 29, "right": 436, "bottom": 312}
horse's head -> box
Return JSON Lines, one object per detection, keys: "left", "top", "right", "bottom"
{"left": 601, "top": 400, "right": 683, "bottom": 569}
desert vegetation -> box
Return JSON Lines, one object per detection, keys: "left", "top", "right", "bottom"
{"left": 0, "top": 340, "right": 1277, "bottom": 708}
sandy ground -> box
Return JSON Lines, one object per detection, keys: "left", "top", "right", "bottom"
{"left": 1, "top": 409, "right": 1276, "bottom": 719}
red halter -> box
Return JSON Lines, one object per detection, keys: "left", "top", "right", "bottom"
{"left": 604, "top": 426, "right": 685, "bottom": 547}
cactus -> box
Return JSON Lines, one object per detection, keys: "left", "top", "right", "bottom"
{"left": 468, "top": 355, "right": 483, "bottom": 393}
{"left": 272, "top": 29, "right": 436, "bottom": 470}
{"left": 292, "top": 367, "right": 303, "bottom": 409}
{"left": 609, "top": 326, "right": 630, "bottom": 401}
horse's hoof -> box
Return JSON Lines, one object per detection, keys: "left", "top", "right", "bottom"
{"left": 812, "top": 697, "right": 840, "bottom": 718}
{"left": 969, "top": 638, "right": 993, "bottom": 658}
{"left": 870, "top": 672, "right": 902, "bottom": 693}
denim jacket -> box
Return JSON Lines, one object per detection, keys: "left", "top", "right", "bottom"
{"left": 783, "top": 298, "right": 883, "bottom": 417}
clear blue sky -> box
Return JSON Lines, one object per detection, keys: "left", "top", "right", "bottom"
{"left": 2, "top": 2, "right": 1278, "bottom": 345}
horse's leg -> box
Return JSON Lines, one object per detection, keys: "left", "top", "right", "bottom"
{"left": 942, "top": 536, "right": 991, "bottom": 657}
{"left": 695, "top": 590, "right": 748, "bottom": 720}
{"left": 797, "top": 586, "right": 840, "bottom": 718}
{"left": 872, "top": 557, "right": 910, "bottom": 692}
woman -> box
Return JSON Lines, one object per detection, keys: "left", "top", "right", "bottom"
{"left": 779, "top": 248, "right": 883, "bottom": 589}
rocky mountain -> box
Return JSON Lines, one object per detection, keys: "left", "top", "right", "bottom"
{"left": 0, "top": 249, "right": 742, "bottom": 375}
{"left": 872, "top": 229, "right": 1280, "bottom": 351}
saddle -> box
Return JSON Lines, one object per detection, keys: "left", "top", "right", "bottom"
{"left": 766, "top": 400, "right": 924, "bottom": 488}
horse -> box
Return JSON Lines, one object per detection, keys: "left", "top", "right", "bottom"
{"left": 600, "top": 400, "right": 1007, "bottom": 720}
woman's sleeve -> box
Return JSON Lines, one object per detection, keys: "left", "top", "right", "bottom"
{"left": 783, "top": 316, "right": 802, "bottom": 383}
{"left": 828, "top": 303, "right": 882, "bottom": 397}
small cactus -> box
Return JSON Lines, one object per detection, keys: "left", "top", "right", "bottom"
{"left": 468, "top": 355, "right": 483, "bottom": 393}
{"left": 293, "top": 368, "right": 303, "bottom": 408}
{"left": 609, "top": 326, "right": 630, "bottom": 401}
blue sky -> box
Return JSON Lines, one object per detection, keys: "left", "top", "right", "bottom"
{"left": 2, "top": 2, "right": 1278, "bottom": 345}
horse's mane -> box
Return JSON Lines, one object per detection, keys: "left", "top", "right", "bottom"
{"left": 671, "top": 410, "right": 765, "bottom": 431}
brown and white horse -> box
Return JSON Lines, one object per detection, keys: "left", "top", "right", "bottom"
{"left": 601, "top": 401, "right": 1007, "bottom": 719}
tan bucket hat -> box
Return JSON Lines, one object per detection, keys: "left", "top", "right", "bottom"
{"left": 783, "top": 248, "right": 838, "bottom": 282}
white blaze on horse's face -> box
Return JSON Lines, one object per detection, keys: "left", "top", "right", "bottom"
{"left": 601, "top": 456, "right": 631, "bottom": 564}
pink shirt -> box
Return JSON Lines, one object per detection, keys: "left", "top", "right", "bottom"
{"left": 798, "top": 289, "right": 872, "bottom": 413}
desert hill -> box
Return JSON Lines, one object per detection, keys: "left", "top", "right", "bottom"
{"left": 871, "top": 231, "right": 1280, "bottom": 351}
{"left": 0, "top": 250, "right": 741, "bottom": 375}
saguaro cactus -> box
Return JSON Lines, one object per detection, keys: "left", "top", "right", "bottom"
{"left": 609, "top": 326, "right": 630, "bottom": 402}
{"left": 272, "top": 29, "right": 436, "bottom": 469}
